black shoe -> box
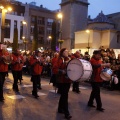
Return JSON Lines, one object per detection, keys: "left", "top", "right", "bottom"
{"left": 58, "top": 110, "right": 64, "bottom": 114}
{"left": 96, "top": 108, "right": 105, "bottom": 112}
{"left": 88, "top": 104, "right": 96, "bottom": 108}
{"left": 32, "top": 93, "right": 39, "bottom": 98}
{"left": 65, "top": 115, "right": 72, "bottom": 119}
{"left": 76, "top": 90, "right": 81, "bottom": 94}
{"left": 72, "top": 89, "right": 76, "bottom": 92}
{"left": 13, "top": 89, "right": 19, "bottom": 92}
{"left": 34, "top": 95, "right": 39, "bottom": 98}
{"left": 38, "top": 87, "right": 42, "bottom": 90}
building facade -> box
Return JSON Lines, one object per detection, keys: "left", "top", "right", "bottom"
{"left": 0, "top": 0, "right": 57, "bottom": 50}
{"left": 74, "top": 11, "right": 120, "bottom": 54}
{"left": 60, "top": 0, "right": 89, "bottom": 50}
{"left": 0, "top": 14, "right": 24, "bottom": 43}
{"left": 23, "top": 3, "right": 57, "bottom": 50}
{"left": 0, "top": 0, "right": 25, "bottom": 46}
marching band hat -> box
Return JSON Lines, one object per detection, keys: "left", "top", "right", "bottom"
{"left": 93, "top": 50, "right": 101, "bottom": 55}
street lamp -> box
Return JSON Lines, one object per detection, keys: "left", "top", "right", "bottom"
{"left": 22, "top": 36, "right": 27, "bottom": 54}
{"left": 48, "top": 35, "right": 52, "bottom": 49}
{"left": 57, "top": 12, "right": 64, "bottom": 51}
{"left": 0, "top": 5, "right": 12, "bottom": 43}
{"left": 22, "top": 20, "right": 28, "bottom": 52}
{"left": 86, "top": 29, "right": 90, "bottom": 54}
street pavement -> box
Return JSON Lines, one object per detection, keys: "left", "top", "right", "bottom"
{"left": 0, "top": 73, "right": 120, "bottom": 120}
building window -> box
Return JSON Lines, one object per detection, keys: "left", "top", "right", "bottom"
{"left": 47, "top": 19, "right": 53, "bottom": 26}
{"left": 14, "top": 20, "right": 17, "bottom": 28}
{"left": 20, "top": 22, "right": 23, "bottom": 39}
{"left": 39, "top": 37, "right": 44, "bottom": 44}
{"left": 4, "top": 19, "right": 11, "bottom": 39}
{"left": 117, "top": 34, "right": 120, "bottom": 43}
{"left": 47, "top": 28, "right": 52, "bottom": 35}
{"left": 38, "top": 17, "right": 45, "bottom": 25}
{"left": 38, "top": 27, "right": 44, "bottom": 34}
{"left": 31, "top": 16, "right": 35, "bottom": 23}
{"left": 31, "top": 26, "right": 34, "bottom": 33}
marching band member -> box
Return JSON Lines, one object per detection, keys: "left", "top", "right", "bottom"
{"left": 87, "top": 50, "right": 110, "bottom": 112}
{"left": 29, "top": 50, "right": 43, "bottom": 98}
{"left": 50, "top": 52, "right": 59, "bottom": 87}
{"left": 71, "top": 50, "right": 81, "bottom": 93}
{"left": 11, "top": 50, "right": 23, "bottom": 92}
{"left": 18, "top": 51, "right": 24, "bottom": 84}
{"left": 0, "top": 49, "right": 9, "bottom": 102}
{"left": 54, "top": 48, "right": 72, "bottom": 119}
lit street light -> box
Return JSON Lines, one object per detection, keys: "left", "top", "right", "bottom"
{"left": 57, "top": 12, "right": 64, "bottom": 51}
{"left": 86, "top": 29, "right": 90, "bottom": 54}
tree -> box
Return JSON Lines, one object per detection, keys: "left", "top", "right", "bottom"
{"left": 12, "top": 28, "right": 18, "bottom": 51}
{"left": 51, "top": 21, "right": 57, "bottom": 51}
{"left": 32, "top": 16, "right": 38, "bottom": 51}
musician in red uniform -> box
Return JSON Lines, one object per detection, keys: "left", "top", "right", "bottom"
{"left": 29, "top": 50, "right": 43, "bottom": 98}
{"left": 71, "top": 50, "right": 81, "bottom": 93}
{"left": 87, "top": 50, "right": 110, "bottom": 111}
{"left": 54, "top": 48, "right": 72, "bottom": 119}
{"left": 0, "top": 49, "right": 9, "bottom": 102}
{"left": 11, "top": 50, "right": 23, "bottom": 92}
{"left": 50, "top": 52, "right": 59, "bottom": 87}
{"left": 18, "top": 51, "right": 24, "bottom": 84}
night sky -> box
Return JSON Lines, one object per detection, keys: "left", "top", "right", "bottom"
{"left": 19, "top": 0, "right": 120, "bottom": 18}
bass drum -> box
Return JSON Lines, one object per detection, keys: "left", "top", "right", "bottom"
{"left": 67, "top": 59, "right": 92, "bottom": 81}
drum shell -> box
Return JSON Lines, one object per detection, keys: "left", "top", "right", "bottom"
{"left": 100, "top": 68, "right": 113, "bottom": 81}
{"left": 67, "top": 59, "right": 92, "bottom": 81}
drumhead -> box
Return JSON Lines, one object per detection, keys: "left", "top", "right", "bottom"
{"left": 67, "top": 59, "right": 83, "bottom": 81}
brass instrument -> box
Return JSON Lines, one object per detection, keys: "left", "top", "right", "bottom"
{"left": 0, "top": 56, "right": 10, "bottom": 65}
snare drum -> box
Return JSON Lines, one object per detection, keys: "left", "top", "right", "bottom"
{"left": 67, "top": 59, "right": 92, "bottom": 81}
{"left": 100, "top": 68, "right": 113, "bottom": 81}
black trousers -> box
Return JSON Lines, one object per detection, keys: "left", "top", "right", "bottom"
{"left": 58, "top": 83, "right": 71, "bottom": 116}
{"left": 12, "top": 70, "right": 20, "bottom": 91}
{"left": 88, "top": 82, "right": 102, "bottom": 109}
{"left": 72, "top": 81, "right": 80, "bottom": 91}
{"left": 0, "top": 72, "right": 6, "bottom": 99}
{"left": 18, "top": 70, "right": 23, "bottom": 80}
{"left": 37, "top": 75, "right": 41, "bottom": 89}
{"left": 31, "top": 75, "right": 40, "bottom": 96}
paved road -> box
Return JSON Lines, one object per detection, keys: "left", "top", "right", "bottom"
{"left": 0, "top": 73, "right": 120, "bottom": 120}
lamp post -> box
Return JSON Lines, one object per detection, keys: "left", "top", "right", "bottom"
{"left": 57, "top": 12, "right": 64, "bottom": 51}
{"left": 22, "top": 36, "right": 27, "bottom": 54}
{"left": 22, "top": 20, "right": 28, "bottom": 52}
{"left": 48, "top": 35, "right": 52, "bottom": 49}
{"left": 0, "top": 5, "right": 12, "bottom": 43}
{"left": 86, "top": 30, "right": 90, "bottom": 54}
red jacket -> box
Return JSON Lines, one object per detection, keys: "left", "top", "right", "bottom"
{"left": 90, "top": 57, "right": 103, "bottom": 82}
{"left": 0, "top": 50, "right": 8, "bottom": 72}
{"left": 51, "top": 57, "right": 58, "bottom": 74}
{"left": 29, "top": 56, "right": 43, "bottom": 75}
{"left": 11, "top": 54, "right": 23, "bottom": 71}
{"left": 53, "top": 57, "right": 72, "bottom": 83}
